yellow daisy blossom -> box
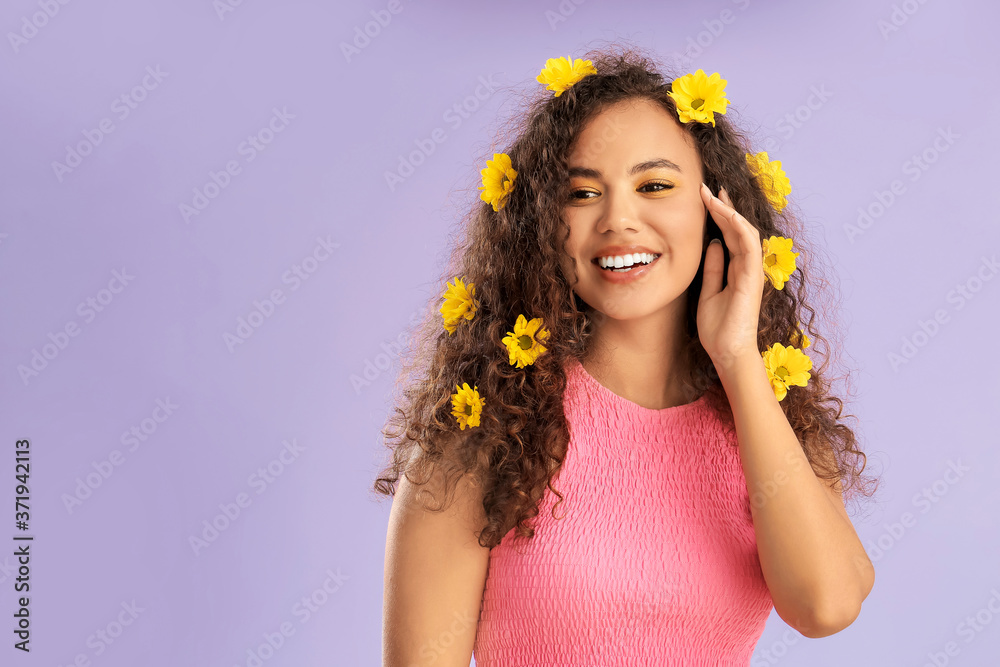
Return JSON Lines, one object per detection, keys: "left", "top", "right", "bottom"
{"left": 761, "top": 342, "right": 812, "bottom": 402}
{"left": 440, "top": 277, "right": 479, "bottom": 335}
{"left": 479, "top": 152, "right": 518, "bottom": 212}
{"left": 791, "top": 321, "right": 811, "bottom": 349}
{"left": 762, "top": 235, "right": 800, "bottom": 290}
{"left": 536, "top": 55, "right": 597, "bottom": 97}
{"left": 451, "top": 382, "right": 484, "bottom": 430}
{"left": 746, "top": 151, "right": 792, "bottom": 213}
{"left": 501, "top": 314, "right": 550, "bottom": 369}
{"left": 666, "top": 69, "right": 729, "bottom": 126}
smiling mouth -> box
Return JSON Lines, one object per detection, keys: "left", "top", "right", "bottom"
{"left": 591, "top": 254, "right": 661, "bottom": 272}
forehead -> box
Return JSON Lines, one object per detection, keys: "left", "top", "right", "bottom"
{"left": 567, "top": 98, "right": 700, "bottom": 173}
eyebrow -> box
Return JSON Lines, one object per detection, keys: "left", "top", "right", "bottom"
{"left": 567, "top": 158, "right": 683, "bottom": 179}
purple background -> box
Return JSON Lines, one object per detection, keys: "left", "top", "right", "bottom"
{"left": 2, "top": 0, "right": 999, "bottom": 665}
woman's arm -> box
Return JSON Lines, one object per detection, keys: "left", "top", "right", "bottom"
{"left": 696, "top": 184, "right": 874, "bottom": 638}
{"left": 382, "top": 464, "right": 490, "bottom": 666}
{"left": 718, "top": 353, "right": 875, "bottom": 639}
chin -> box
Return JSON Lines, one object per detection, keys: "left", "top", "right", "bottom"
{"left": 582, "top": 287, "right": 687, "bottom": 320}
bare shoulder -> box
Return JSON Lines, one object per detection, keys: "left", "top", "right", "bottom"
{"left": 382, "top": 454, "right": 491, "bottom": 666}
{"left": 393, "top": 455, "right": 488, "bottom": 530}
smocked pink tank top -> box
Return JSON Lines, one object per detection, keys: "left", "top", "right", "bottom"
{"left": 472, "top": 357, "right": 773, "bottom": 665}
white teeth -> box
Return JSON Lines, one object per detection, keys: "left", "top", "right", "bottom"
{"left": 597, "top": 253, "right": 660, "bottom": 269}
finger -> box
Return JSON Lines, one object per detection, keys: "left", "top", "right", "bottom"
{"left": 702, "top": 186, "right": 765, "bottom": 294}
{"left": 701, "top": 184, "right": 748, "bottom": 258}
{"left": 718, "top": 186, "right": 762, "bottom": 251}
{"left": 703, "top": 186, "right": 763, "bottom": 281}
{"left": 700, "top": 239, "right": 725, "bottom": 300}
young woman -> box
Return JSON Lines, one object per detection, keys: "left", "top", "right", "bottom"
{"left": 375, "top": 44, "right": 879, "bottom": 666}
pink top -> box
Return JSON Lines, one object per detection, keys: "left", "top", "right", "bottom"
{"left": 472, "top": 357, "right": 773, "bottom": 665}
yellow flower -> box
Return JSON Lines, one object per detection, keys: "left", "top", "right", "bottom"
{"left": 791, "top": 321, "right": 811, "bottom": 349}
{"left": 536, "top": 55, "right": 597, "bottom": 97}
{"left": 761, "top": 342, "right": 812, "bottom": 402}
{"left": 451, "top": 382, "right": 484, "bottom": 430}
{"left": 479, "top": 152, "right": 517, "bottom": 212}
{"left": 501, "top": 314, "right": 550, "bottom": 369}
{"left": 746, "top": 151, "right": 792, "bottom": 213}
{"left": 667, "top": 69, "right": 729, "bottom": 126}
{"left": 762, "top": 235, "right": 800, "bottom": 290}
{"left": 440, "top": 277, "right": 478, "bottom": 335}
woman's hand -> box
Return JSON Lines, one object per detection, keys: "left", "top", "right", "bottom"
{"left": 696, "top": 183, "right": 765, "bottom": 375}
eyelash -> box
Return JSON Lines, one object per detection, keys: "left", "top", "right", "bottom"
{"left": 569, "top": 181, "right": 675, "bottom": 199}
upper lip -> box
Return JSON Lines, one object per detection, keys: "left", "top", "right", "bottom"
{"left": 591, "top": 245, "right": 661, "bottom": 262}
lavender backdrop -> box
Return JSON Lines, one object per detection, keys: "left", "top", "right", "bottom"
{"left": 2, "top": 0, "right": 998, "bottom": 665}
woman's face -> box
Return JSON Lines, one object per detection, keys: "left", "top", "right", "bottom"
{"left": 559, "top": 97, "right": 708, "bottom": 322}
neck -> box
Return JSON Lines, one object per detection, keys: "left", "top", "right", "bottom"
{"left": 582, "top": 300, "right": 694, "bottom": 410}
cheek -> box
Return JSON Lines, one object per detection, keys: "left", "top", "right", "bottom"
{"left": 559, "top": 221, "right": 584, "bottom": 273}
{"left": 660, "top": 200, "right": 707, "bottom": 240}
{"left": 558, "top": 254, "right": 573, "bottom": 282}
{"left": 558, "top": 242, "right": 580, "bottom": 282}
{"left": 678, "top": 199, "right": 708, "bottom": 240}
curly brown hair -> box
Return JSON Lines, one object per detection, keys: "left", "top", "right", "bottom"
{"left": 371, "top": 41, "right": 880, "bottom": 549}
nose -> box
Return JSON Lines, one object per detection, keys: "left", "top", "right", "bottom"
{"left": 596, "top": 187, "right": 639, "bottom": 234}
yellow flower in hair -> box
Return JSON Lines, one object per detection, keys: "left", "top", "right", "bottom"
{"left": 536, "top": 55, "right": 597, "bottom": 97}
{"left": 502, "top": 314, "right": 550, "bottom": 369}
{"left": 667, "top": 69, "right": 729, "bottom": 126}
{"left": 791, "top": 321, "right": 811, "bottom": 349}
{"left": 746, "top": 151, "right": 792, "bottom": 213}
{"left": 479, "top": 152, "right": 517, "bottom": 212}
{"left": 451, "top": 383, "right": 484, "bottom": 430}
{"left": 762, "top": 235, "right": 800, "bottom": 290}
{"left": 440, "top": 277, "right": 478, "bottom": 334}
{"left": 761, "top": 342, "right": 812, "bottom": 402}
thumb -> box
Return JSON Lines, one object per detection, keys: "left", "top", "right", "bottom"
{"left": 700, "top": 238, "right": 724, "bottom": 299}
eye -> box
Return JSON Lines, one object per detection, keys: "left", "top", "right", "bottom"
{"left": 568, "top": 181, "right": 675, "bottom": 201}
{"left": 568, "top": 189, "right": 598, "bottom": 200}
{"left": 640, "top": 181, "right": 674, "bottom": 193}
